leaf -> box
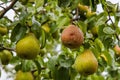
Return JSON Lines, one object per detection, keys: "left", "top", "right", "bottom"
{"left": 10, "top": 23, "right": 27, "bottom": 42}
{"left": 39, "top": 29, "right": 46, "bottom": 49}
{"left": 58, "top": 0, "right": 71, "bottom": 7}
{"left": 33, "top": 59, "right": 41, "bottom": 75}
{"left": 95, "top": 13, "right": 107, "bottom": 26}
{"left": 95, "top": 38, "right": 105, "bottom": 52}
{"left": 47, "top": 56, "right": 58, "bottom": 71}
{"left": 103, "top": 27, "right": 115, "bottom": 34}
{"left": 54, "top": 67, "right": 70, "bottom": 80}
{"left": 15, "top": 64, "right": 22, "bottom": 71}
{"left": 58, "top": 55, "right": 74, "bottom": 68}
{"left": 77, "top": 21, "right": 87, "bottom": 34}
{"left": 1, "top": 0, "right": 7, "bottom": 3}
{"left": 57, "top": 16, "right": 70, "bottom": 28}
{"left": 35, "top": 0, "right": 44, "bottom": 8}
{"left": 103, "top": 50, "right": 113, "bottom": 66}
{"left": 31, "top": 17, "right": 41, "bottom": 38}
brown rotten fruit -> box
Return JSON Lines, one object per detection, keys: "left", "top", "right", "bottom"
{"left": 72, "top": 50, "right": 98, "bottom": 75}
{"left": 61, "top": 25, "right": 84, "bottom": 49}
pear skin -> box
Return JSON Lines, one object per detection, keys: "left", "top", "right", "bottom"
{"left": 0, "top": 50, "right": 12, "bottom": 65}
{"left": 15, "top": 70, "right": 34, "bottom": 80}
{"left": 73, "top": 50, "right": 98, "bottom": 75}
{"left": 16, "top": 33, "right": 40, "bottom": 59}
{"left": 61, "top": 25, "right": 84, "bottom": 49}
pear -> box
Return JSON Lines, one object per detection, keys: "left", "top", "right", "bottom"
{"left": 16, "top": 33, "right": 40, "bottom": 59}
{"left": 73, "top": 50, "right": 98, "bottom": 75}
{"left": 61, "top": 25, "right": 84, "bottom": 49}
{"left": 114, "top": 45, "right": 120, "bottom": 56}
{"left": 15, "top": 70, "right": 34, "bottom": 80}
{"left": 0, "top": 50, "right": 12, "bottom": 65}
{"left": 0, "top": 27, "right": 8, "bottom": 35}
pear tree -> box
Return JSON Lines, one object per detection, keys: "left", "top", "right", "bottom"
{"left": 0, "top": 0, "right": 120, "bottom": 80}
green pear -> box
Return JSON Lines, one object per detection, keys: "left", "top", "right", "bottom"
{"left": 15, "top": 70, "right": 34, "bottom": 80}
{"left": 16, "top": 33, "right": 40, "bottom": 59}
{"left": 73, "top": 50, "right": 98, "bottom": 75}
{"left": 0, "top": 26, "right": 8, "bottom": 35}
{"left": 0, "top": 50, "right": 12, "bottom": 65}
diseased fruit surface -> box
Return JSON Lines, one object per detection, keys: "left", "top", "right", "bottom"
{"left": 16, "top": 33, "right": 40, "bottom": 59}
{"left": 61, "top": 25, "right": 84, "bottom": 49}
{"left": 0, "top": 50, "right": 12, "bottom": 65}
{"left": 73, "top": 50, "right": 98, "bottom": 75}
{"left": 15, "top": 70, "right": 34, "bottom": 80}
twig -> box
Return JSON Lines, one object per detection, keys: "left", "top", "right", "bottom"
{"left": 0, "top": 6, "right": 6, "bottom": 10}
{"left": 0, "top": 46, "right": 15, "bottom": 51}
{"left": 106, "top": 7, "right": 120, "bottom": 41}
{"left": 0, "top": 0, "right": 18, "bottom": 19}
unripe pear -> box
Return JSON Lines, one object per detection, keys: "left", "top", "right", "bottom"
{"left": 15, "top": 70, "right": 34, "bottom": 80}
{"left": 61, "top": 25, "right": 84, "bottom": 49}
{"left": 0, "top": 50, "right": 12, "bottom": 65}
{"left": 91, "top": 26, "right": 99, "bottom": 36}
{"left": 0, "top": 27, "right": 8, "bottom": 35}
{"left": 73, "top": 50, "right": 98, "bottom": 75}
{"left": 16, "top": 33, "right": 40, "bottom": 59}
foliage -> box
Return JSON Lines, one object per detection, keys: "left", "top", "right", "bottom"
{"left": 0, "top": 0, "right": 120, "bottom": 80}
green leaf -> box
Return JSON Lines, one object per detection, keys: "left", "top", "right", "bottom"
{"left": 57, "top": 16, "right": 70, "bottom": 28}
{"left": 31, "top": 17, "right": 41, "bottom": 38}
{"left": 39, "top": 29, "right": 46, "bottom": 49}
{"left": 47, "top": 56, "right": 58, "bottom": 71}
{"left": 54, "top": 67, "right": 70, "bottom": 80}
{"left": 15, "top": 64, "right": 22, "bottom": 71}
{"left": 58, "top": 55, "right": 74, "bottom": 68}
{"left": 103, "top": 50, "right": 113, "bottom": 65}
{"left": 77, "top": 21, "right": 87, "bottom": 34}
{"left": 21, "top": 60, "right": 34, "bottom": 72}
{"left": 1, "top": 0, "right": 7, "bottom": 3}
{"left": 58, "top": 0, "right": 71, "bottom": 7}
{"left": 35, "top": 0, "right": 44, "bottom": 8}
{"left": 95, "top": 13, "right": 107, "bottom": 26}
{"left": 33, "top": 59, "right": 41, "bottom": 75}
{"left": 10, "top": 23, "right": 27, "bottom": 42}
{"left": 103, "top": 27, "right": 115, "bottom": 34}
{"left": 95, "top": 38, "right": 105, "bottom": 52}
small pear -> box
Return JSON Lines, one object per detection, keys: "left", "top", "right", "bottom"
{"left": 61, "top": 25, "right": 84, "bottom": 49}
{"left": 16, "top": 33, "right": 40, "bottom": 59}
{"left": 73, "top": 50, "right": 98, "bottom": 75}
{"left": 114, "top": 45, "right": 120, "bottom": 56}
{"left": 15, "top": 70, "right": 34, "bottom": 80}
{"left": 0, "top": 50, "right": 12, "bottom": 65}
{"left": 0, "top": 27, "right": 8, "bottom": 35}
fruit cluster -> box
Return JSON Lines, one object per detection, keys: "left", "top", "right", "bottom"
{"left": 61, "top": 24, "right": 98, "bottom": 75}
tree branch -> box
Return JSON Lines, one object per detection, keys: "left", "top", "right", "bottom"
{"left": 106, "top": 7, "right": 120, "bottom": 41}
{"left": 0, "top": 0, "right": 18, "bottom": 19}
